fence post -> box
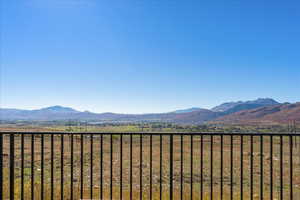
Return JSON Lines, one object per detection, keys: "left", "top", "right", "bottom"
{"left": 10, "top": 133, "right": 15, "bottom": 200}
{"left": 289, "top": 135, "right": 293, "bottom": 200}
{"left": 170, "top": 134, "right": 173, "bottom": 200}
{"left": 0, "top": 133, "right": 3, "bottom": 199}
{"left": 41, "top": 134, "right": 44, "bottom": 200}
{"left": 140, "top": 134, "right": 143, "bottom": 200}
{"left": 31, "top": 134, "right": 34, "bottom": 200}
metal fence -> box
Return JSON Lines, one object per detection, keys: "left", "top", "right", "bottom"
{"left": 0, "top": 132, "right": 300, "bottom": 200}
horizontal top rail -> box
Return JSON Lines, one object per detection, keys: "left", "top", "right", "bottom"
{"left": 0, "top": 131, "right": 300, "bottom": 136}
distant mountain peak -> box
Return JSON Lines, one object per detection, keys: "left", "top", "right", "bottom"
{"left": 211, "top": 98, "right": 279, "bottom": 113}
{"left": 37, "top": 105, "right": 80, "bottom": 113}
{"left": 250, "top": 98, "right": 279, "bottom": 104}
{"left": 172, "top": 107, "right": 204, "bottom": 114}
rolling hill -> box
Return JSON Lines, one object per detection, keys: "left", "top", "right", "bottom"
{"left": 0, "top": 106, "right": 217, "bottom": 124}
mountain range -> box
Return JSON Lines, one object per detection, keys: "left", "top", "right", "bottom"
{"left": 1, "top": 98, "right": 299, "bottom": 125}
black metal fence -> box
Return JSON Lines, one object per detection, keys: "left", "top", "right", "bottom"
{"left": 0, "top": 132, "right": 300, "bottom": 200}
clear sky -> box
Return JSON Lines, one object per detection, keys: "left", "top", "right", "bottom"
{"left": 1, "top": 0, "right": 300, "bottom": 114}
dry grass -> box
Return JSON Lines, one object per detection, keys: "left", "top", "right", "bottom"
{"left": 1, "top": 133, "right": 300, "bottom": 199}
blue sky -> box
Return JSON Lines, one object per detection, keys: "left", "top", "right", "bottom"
{"left": 1, "top": 0, "right": 300, "bottom": 113}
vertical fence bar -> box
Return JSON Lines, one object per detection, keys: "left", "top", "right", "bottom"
{"left": 250, "top": 135, "right": 253, "bottom": 200}
{"left": 0, "top": 134, "right": 2, "bottom": 200}
{"left": 181, "top": 134, "right": 183, "bottom": 200}
{"left": 170, "top": 135, "right": 173, "bottom": 200}
{"left": 220, "top": 134, "right": 223, "bottom": 200}
{"left": 10, "top": 133, "right": 15, "bottom": 200}
{"left": 270, "top": 135, "right": 273, "bottom": 200}
{"left": 140, "top": 134, "right": 143, "bottom": 200}
{"left": 90, "top": 134, "right": 93, "bottom": 199}
{"left": 280, "top": 135, "right": 283, "bottom": 200}
{"left": 61, "top": 134, "right": 64, "bottom": 200}
{"left": 240, "top": 135, "right": 243, "bottom": 200}
{"left": 21, "top": 134, "right": 24, "bottom": 200}
{"left": 70, "top": 134, "right": 74, "bottom": 200}
{"left": 100, "top": 134, "right": 103, "bottom": 200}
{"left": 260, "top": 135, "right": 263, "bottom": 200}
{"left": 230, "top": 135, "right": 233, "bottom": 200}
{"left": 210, "top": 135, "right": 213, "bottom": 200}
{"left": 200, "top": 134, "right": 203, "bottom": 200}
{"left": 41, "top": 134, "right": 44, "bottom": 200}
{"left": 120, "top": 134, "right": 123, "bottom": 200}
{"left": 51, "top": 134, "right": 54, "bottom": 200}
{"left": 130, "top": 134, "right": 133, "bottom": 200}
{"left": 160, "top": 134, "right": 162, "bottom": 200}
{"left": 289, "top": 135, "right": 293, "bottom": 200}
{"left": 110, "top": 134, "right": 113, "bottom": 200}
{"left": 191, "top": 135, "right": 193, "bottom": 200}
{"left": 31, "top": 134, "right": 34, "bottom": 200}
{"left": 150, "top": 134, "right": 153, "bottom": 200}
{"left": 80, "top": 133, "right": 84, "bottom": 199}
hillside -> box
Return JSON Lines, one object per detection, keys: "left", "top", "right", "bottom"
{"left": 211, "top": 98, "right": 279, "bottom": 114}
{"left": 214, "top": 102, "right": 300, "bottom": 124}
